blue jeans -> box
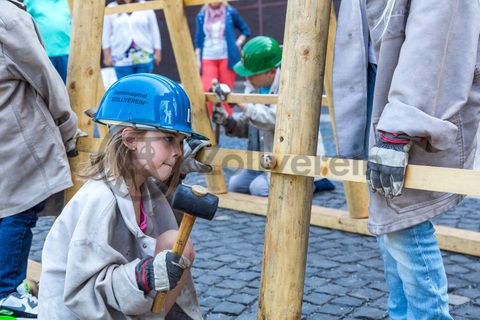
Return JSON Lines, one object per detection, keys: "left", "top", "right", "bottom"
{"left": 0, "top": 203, "right": 42, "bottom": 299}
{"left": 377, "top": 221, "right": 452, "bottom": 320}
{"left": 49, "top": 55, "right": 69, "bottom": 84}
{"left": 114, "top": 61, "right": 154, "bottom": 79}
{"left": 228, "top": 170, "right": 269, "bottom": 197}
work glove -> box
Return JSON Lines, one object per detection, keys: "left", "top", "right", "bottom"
{"left": 64, "top": 128, "right": 88, "bottom": 157}
{"left": 366, "top": 131, "right": 417, "bottom": 198}
{"left": 135, "top": 250, "right": 191, "bottom": 293}
{"left": 212, "top": 103, "right": 229, "bottom": 125}
{"left": 180, "top": 137, "right": 212, "bottom": 174}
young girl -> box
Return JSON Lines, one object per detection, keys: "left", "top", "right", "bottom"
{"left": 335, "top": 0, "right": 480, "bottom": 319}
{"left": 38, "top": 74, "right": 207, "bottom": 319}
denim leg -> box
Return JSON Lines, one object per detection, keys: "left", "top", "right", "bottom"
{"left": 363, "top": 63, "right": 377, "bottom": 159}
{"left": 114, "top": 65, "right": 135, "bottom": 79}
{"left": 249, "top": 173, "right": 270, "bottom": 197}
{"left": 380, "top": 221, "right": 452, "bottom": 320}
{"left": 228, "top": 170, "right": 262, "bottom": 194}
{"left": 377, "top": 235, "right": 408, "bottom": 320}
{"left": 133, "top": 61, "right": 154, "bottom": 74}
{"left": 0, "top": 204, "right": 41, "bottom": 299}
{"left": 49, "top": 55, "right": 69, "bottom": 84}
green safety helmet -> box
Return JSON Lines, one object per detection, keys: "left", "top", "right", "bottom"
{"left": 233, "top": 36, "right": 282, "bottom": 77}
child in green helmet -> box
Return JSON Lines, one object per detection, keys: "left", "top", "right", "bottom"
{"left": 214, "top": 36, "right": 334, "bottom": 196}
{"left": 39, "top": 74, "right": 210, "bottom": 319}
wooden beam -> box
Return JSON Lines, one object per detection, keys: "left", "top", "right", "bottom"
{"left": 258, "top": 1, "right": 332, "bottom": 319}
{"left": 198, "top": 147, "right": 480, "bottom": 197}
{"left": 65, "top": 0, "right": 105, "bottom": 201}
{"left": 27, "top": 260, "right": 42, "bottom": 283}
{"left": 104, "top": 0, "right": 237, "bottom": 15}
{"left": 162, "top": 0, "right": 227, "bottom": 194}
{"left": 217, "top": 192, "right": 480, "bottom": 257}
{"left": 205, "top": 92, "right": 328, "bottom": 106}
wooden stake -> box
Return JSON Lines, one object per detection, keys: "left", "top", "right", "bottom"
{"left": 162, "top": 0, "right": 227, "bottom": 194}
{"left": 258, "top": 1, "right": 332, "bottom": 319}
{"left": 65, "top": 0, "right": 105, "bottom": 201}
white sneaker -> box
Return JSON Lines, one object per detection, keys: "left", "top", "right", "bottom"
{"left": 0, "top": 282, "right": 38, "bottom": 319}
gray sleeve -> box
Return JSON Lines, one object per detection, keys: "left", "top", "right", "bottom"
{"left": 243, "top": 103, "right": 277, "bottom": 131}
{"left": 2, "top": 12, "right": 77, "bottom": 143}
{"left": 376, "top": 0, "right": 480, "bottom": 151}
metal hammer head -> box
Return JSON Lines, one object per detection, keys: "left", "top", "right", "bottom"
{"left": 171, "top": 184, "right": 219, "bottom": 220}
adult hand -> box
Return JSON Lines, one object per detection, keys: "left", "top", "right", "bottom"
{"left": 154, "top": 49, "right": 162, "bottom": 66}
{"left": 181, "top": 137, "right": 212, "bottom": 174}
{"left": 135, "top": 251, "right": 190, "bottom": 293}
{"left": 366, "top": 131, "right": 415, "bottom": 198}
{"left": 103, "top": 48, "right": 113, "bottom": 67}
{"left": 65, "top": 128, "right": 88, "bottom": 157}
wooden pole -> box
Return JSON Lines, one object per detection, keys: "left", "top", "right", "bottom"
{"left": 323, "top": 5, "right": 369, "bottom": 219}
{"left": 258, "top": 1, "right": 331, "bottom": 319}
{"left": 65, "top": 0, "right": 105, "bottom": 200}
{"left": 162, "top": 0, "right": 227, "bottom": 194}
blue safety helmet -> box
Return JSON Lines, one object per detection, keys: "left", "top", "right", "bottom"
{"left": 94, "top": 73, "right": 207, "bottom": 140}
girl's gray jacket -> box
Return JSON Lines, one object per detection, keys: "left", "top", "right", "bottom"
{"left": 0, "top": 0, "right": 78, "bottom": 218}
{"left": 39, "top": 178, "right": 202, "bottom": 320}
{"left": 333, "top": 0, "right": 480, "bottom": 235}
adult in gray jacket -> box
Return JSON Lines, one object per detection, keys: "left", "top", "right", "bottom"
{"left": 333, "top": 0, "right": 480, "bottom": 318}
{"left": 0, "top": 0, "right": 79, "bottom": 318}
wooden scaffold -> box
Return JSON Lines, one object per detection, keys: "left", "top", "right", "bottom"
{"left": 28, "top": 0, "right": 480, "bottom": 319}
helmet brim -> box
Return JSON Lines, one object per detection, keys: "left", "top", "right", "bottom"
{"left": 233, "top": 61, "right": 281, "bottom": 78}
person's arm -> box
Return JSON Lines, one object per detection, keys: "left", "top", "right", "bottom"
{"left": 231, "top": 6, "right": 251, "bottom": 48}
{"left": 2, "top": 14, "right": 77, "bottom": 145}
{"left": 147, "top": 10, "right": 162, "bottom": 65}
{"left": 376, "top": 0, "right": 480, "bottom": 151}
{"left": 102, "top": 12, "right": 113, "bottom": 64}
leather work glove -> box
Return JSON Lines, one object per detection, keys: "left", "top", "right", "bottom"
{"left": 366, "top": 131, "right": 418, "bottom": 198}
{"left": 135, "top": 250, "right": 191, "bottom": 293}
{"left": 212, "top": 103, "right": 229, "bottom": 125}
{"left": 180, "top": 137, "right": 212, "bottom": 174}
{"left": 65, "top": 128, "right": 88, "bottom": 157}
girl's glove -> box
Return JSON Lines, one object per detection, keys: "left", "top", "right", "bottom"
{"left": 135, "top": 250, "right": 191, "bottom": 293}
{"left": 181, "top": 138, "right": 212, "bottom": 174}
{"left": 366, "top": 131, "right": 417, "bottom": 198}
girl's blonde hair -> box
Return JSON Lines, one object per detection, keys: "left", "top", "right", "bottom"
{"left": 79, "top": 127, "right": 182, "bottom": 198}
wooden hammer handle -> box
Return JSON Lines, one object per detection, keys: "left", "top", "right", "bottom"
{"left": 151, "top": 213, "right": 197, "bottom": 314}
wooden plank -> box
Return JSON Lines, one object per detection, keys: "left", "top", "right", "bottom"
{"left": 205, "top": 92, "right": 328, "bottom": 106}
{"left": 162, "top": 0, "right": 227, "bottom": 194}
{"left": 27, "top": 260, "right": 42, "bottom": 283}
{"left": 198, "top": 147, "right": 480, "bottom": 196}
{"left": 217, "top": 192, "right": 480, "bottom": 257}
{"left": 104, "top": 0, "right": 237, "bottom": 15}
{"left": 65, "top": 0, "right": 105, "bottom": 201}
{"left": 258, "top": 1, "right": 332, "bottom": 318}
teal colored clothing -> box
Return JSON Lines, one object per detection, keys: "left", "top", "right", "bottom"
{"left": 24, "top": 0, "right": 71, "bottom": 57}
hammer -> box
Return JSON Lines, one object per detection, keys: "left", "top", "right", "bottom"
{"left": 151, "top": 184, "right": 219, "bottom": 314}
{"left": 211, "top": 78, "right": 232, "bottom": 144}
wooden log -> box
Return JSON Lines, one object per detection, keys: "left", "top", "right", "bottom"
{"left": 27, "top": 260, "right": 42, "bottom": 283}
{"left": 258, "top": 1, "right": 332, "bottom": 319}
{"left": 217, "top": 192, "right": 480, "bottom": 257}
{"left": 197, "top": 147, "right": 480, "bottom": 197}
{"left": 104, "top": 0, "right": 237, "bottom": 15}
{"left": 65, "top": 0, "right": 105, "bottom": 201}
{"left": 323, "top": 6, "right": 369, "bottom": 219}
{"left": 162, "top": 0, "right": 227, "bottom": 194}
{"left": 205, "top": 92, "right": 328, "bottom": 106}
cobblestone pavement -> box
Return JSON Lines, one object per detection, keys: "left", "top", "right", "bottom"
{"left": 30, "top": 109, "right": 480, "bottom": 319}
